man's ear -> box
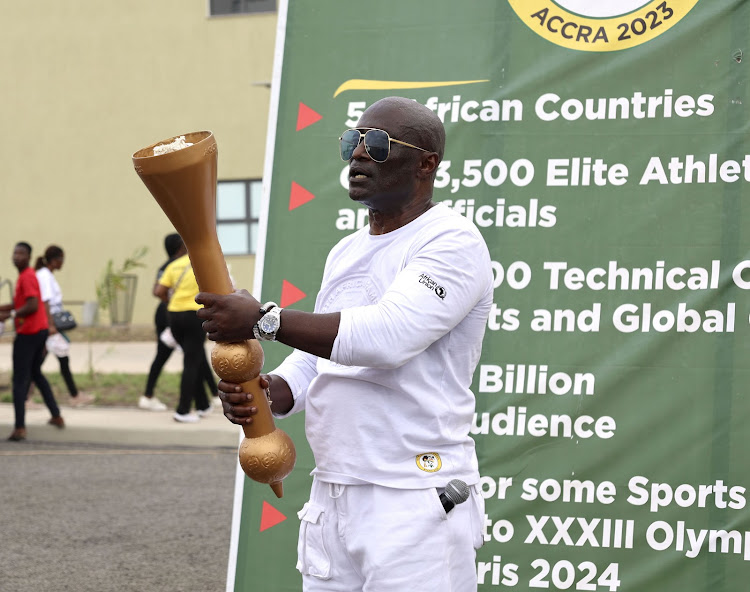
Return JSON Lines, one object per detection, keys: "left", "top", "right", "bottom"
{"left": 417, "top": 152, "right": 440, "bottom": 179}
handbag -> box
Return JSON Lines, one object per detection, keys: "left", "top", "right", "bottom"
{"left": 52, "top": 310, "right": 77, "bottom": 331}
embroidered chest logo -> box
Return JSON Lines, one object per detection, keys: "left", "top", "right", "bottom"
{"left": 416, "top": 453, "right": 442, "bottom": 472}
{"left": 418, "top": 274, "right": 446, "bottom": 300}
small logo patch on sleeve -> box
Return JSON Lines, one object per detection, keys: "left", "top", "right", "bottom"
{"left": 416, "top": 453, "right": 442, "bottom": 472}
{"left": 418, "top": 274, "right": 446, "bottom": 300}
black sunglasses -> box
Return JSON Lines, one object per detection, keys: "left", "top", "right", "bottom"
{"left": 339, "top": 128, "right": 430, "bottom": 163}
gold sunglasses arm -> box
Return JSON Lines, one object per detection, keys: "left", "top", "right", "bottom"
{"left": 389, "top": 138, "right": 429, "bottom": 152}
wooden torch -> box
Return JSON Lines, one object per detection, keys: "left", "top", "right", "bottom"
{"left": 132, "top": 131, "right": 295, "bottom": 498}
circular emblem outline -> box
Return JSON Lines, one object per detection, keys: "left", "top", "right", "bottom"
{"left": 416, "top": 452, "right": 443, "bottom": 473}
{"left": 507, "top": 0, "right": 700, "bottom": 52}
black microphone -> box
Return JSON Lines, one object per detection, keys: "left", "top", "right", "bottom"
{"left": 439, "top": 479, "right": 470, "bottom": 514}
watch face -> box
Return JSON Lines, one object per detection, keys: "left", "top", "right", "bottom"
{"left": 259, "top": 313, "right": 279, "bottom": 334}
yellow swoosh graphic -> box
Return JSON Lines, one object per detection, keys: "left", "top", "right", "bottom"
{"left": 333, "top": 79, "right": 489, "bottom": 98}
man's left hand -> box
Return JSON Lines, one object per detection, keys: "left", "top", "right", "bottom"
{"left": 195, "top": 289, "right": 261, "bottom": 342}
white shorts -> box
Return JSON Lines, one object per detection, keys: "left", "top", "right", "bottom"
{"left": 297, "top": 479, "right": 484, "bottom": 592}
{"left": 46, "top": 332, "right": 70, "bottom": 358}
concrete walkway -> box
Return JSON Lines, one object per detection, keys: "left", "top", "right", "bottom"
{"left": 0, "top": 340, "right": 241, "bottom": 448}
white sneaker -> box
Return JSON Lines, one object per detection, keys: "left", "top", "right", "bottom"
{"left": 70, "top": 392, "right": 96, "bottom": 407}
{"left": 173, "top": 412, "right": 200, "bottom": 423}
{"left": 196, "top": 404, "right": 214, "bottom": 418}
{"left": 138, "top": 396, "right": 168, "bottom": 412}
{"left": 212, "top": 395, "right": 221, "bottom": 408}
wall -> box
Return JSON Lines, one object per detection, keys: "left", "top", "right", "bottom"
{"left": 0, "top": 1, "right": 275, "bottom": 325}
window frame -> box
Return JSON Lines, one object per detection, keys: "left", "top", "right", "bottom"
{"left": 216, "top": 179, "right": 261, "bottom": 256}
{"left": 207, "top": 0, "right": 276, "bottom": 17}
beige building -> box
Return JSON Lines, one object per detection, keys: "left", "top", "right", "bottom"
{"left": 0, "top": 1, "right": 276, "bottom": 327}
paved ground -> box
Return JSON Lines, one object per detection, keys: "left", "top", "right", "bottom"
{"left": 0, "top": 439, "right": 238, "bottom": 592}
{"left": 0, "top": 340, "right": 244, "bottom": 592}
{"left": 0, "top": 341, "right": 240, "bottom": 448}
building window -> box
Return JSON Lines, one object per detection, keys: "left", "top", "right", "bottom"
{"left": 217, "top": 180, "right": 261, "bottom": 255}
{"left": 209, "top": 0, "right": 275, "bottom": 16}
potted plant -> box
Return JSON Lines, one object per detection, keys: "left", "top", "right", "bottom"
{"left": 95, "top": 246, "right": 149, "bottom": 326}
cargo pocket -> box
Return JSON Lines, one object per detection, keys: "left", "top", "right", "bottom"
{"left": 296, "top": 502, "right": 332, "bottom": 580}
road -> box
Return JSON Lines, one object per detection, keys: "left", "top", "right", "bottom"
{"left": 0, "top": 439, "right": 237, "bottom": 592}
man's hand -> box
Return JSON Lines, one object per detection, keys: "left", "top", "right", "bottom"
{"left": 218, "top": 374, "right": 294, "bottom": 420}
{"left": 217, "top": 379, "right": 259, "bottom": 426}
{"left": 195, "top": 289, "right": 262, "bottom": 342}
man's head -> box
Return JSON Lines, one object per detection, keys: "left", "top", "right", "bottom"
{"left": 343, "top": 97, "right": 445, "bottom": 214}
{"left": 12, "top": 242, "right": 32, "bottom": 272}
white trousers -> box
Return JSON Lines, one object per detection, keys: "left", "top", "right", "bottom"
{"left": 297, "top": 479, "right": 484, "bottom": 592}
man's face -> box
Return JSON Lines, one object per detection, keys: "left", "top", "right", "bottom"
{"left": 346, "top": 105, "right": 421, "bottom": 210}
{"left": 12, "top": 246, "right": 30, "bottom": 271}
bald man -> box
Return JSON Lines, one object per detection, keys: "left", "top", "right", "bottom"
{"left": 197, "top": 97, "right": 492, "bottom": 591}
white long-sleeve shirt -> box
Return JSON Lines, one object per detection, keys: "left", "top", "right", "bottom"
{"left": 274, "top": 203, "right": 493, "bottom": 488}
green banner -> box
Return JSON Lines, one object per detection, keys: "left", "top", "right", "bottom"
{"left": 229, "top": 1, "right": 750, "bottom": 590}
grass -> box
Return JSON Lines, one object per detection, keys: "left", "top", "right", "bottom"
{"left": 0, "top": 370, "right": 182, "bottom": 408}
{"left": 0, "top": 372, "right": 181, "bottom": 408}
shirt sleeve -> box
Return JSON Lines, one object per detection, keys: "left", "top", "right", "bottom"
{"left": 331, "top": 226, "right": 491, "bottom": 369}
{"left": 270, "top": 348, "right": 319, "bottom": 417}
{"left": 159, "top": 261, "right": 176, "bottom": 288}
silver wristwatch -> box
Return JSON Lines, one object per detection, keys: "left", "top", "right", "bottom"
{"left": 253, "top": 301, "right": 283, "bottom": 341}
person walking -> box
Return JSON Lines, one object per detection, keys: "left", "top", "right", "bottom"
{"left": 0, "top": 242, "right": 65, "bottom": 441}
{"left": 154, "top": 237, "right": 217, "bottom": 423}
{"left": 199, "top": 97, "right": 492, "bottom": 590}
{"left": 140, "top": 233, "right": 217, "bottom": 411}
{"left": 34, "top": 245, "right": 95, "bottom": 407}
{"left": 139, "top": 233, "right": 181, "bottom": 411}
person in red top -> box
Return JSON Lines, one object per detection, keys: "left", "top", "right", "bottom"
{"left": 0, "top": 242, "right": 64, "bottom": 441}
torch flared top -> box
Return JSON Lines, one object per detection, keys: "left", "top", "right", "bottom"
{"left": 132, "top": 131, "right": 216, "bottom": 176}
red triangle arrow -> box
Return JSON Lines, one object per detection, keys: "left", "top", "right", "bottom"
{"left": 260, "top": 501, "right": 287, "bottom": 532}
{"left": 281, "top": 280, "right": 306, "bottom": 308}
{"left": 289, "top": 181, "right": 315, "bottom": 211}
{"left": 296, "top": 102, "right": 323, "bottom": 131}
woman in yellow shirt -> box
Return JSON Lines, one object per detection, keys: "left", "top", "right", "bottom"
{"left": 155, "top": 238, "right": 215, "bottom": 422}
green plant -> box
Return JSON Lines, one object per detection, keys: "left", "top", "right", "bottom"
{"left": 95, "top": 246, "right": 149, "bottom": 311}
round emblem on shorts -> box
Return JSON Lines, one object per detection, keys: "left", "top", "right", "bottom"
{"left": 416, "top": 453, "right": 442, "bottom": 472}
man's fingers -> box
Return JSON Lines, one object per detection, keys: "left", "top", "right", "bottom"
{"left": 218, "top": 380, "right": 244, "bottom": 393}
{"left": 195, "top": 291, "right": 219, "bottom": 307}
{"left": 224, "top": 412, "right": 255, "bottom": 426}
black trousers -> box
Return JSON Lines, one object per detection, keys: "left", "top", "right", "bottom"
{"left": 144, "top": 304, "right": 217, "bottom": 397}
{"left": 168, "top": 310, "right": 211, "bottom": 415}
{"left": 13, "top": 330, "right": 59, "bottom": 428}
{"left": 34, "top": 352, "right": 78, "bottom": 397}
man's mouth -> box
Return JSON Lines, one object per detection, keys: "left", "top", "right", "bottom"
{"left": 349, "top": 166, "right": 371, "bottom": 180}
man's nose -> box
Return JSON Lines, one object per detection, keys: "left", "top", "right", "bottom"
{"left": 351, "top": 137, "right": 370, "bottom": 160}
